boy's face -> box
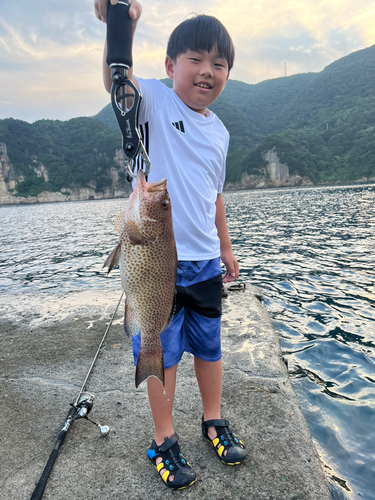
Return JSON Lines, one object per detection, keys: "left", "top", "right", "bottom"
{"left": 165, "top": 49, "right": 230, "bottom": 115}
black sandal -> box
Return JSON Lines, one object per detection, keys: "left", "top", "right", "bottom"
{"left": 147, "top": 434, "right": 197, "bottom": 490}
{"left": 202, "top": 417, "right": 246, "bottom": 465}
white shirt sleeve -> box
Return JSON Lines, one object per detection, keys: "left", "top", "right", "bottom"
{"left": 135, "top": 78, "right": 170, "bottom": 125}
{"left": 218, "top": 131, "right": 229, "bottom": 194}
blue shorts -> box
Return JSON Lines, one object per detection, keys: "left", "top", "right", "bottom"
{"left": 132, "top": 258, "right": 222, "bottom": 368}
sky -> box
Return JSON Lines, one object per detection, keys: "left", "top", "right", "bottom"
{"left": 0, "top": 0, "right": 375, "bottom": 123}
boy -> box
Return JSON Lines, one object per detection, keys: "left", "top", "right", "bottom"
{"left": 95, "top": 0, "right": 246, "bottom": 490}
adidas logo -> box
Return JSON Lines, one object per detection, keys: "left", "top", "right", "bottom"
{"left": 172, "top": 121, "right": 185, "bottom": 133}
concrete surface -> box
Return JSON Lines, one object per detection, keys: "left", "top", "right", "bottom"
{"left": 0, "top": 285, "right": 331, "bottom": 499}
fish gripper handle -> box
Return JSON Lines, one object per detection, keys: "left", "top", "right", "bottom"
{"left": 110, "top": 78, "right": 143, "bottom": 161}
{"left": 106, "top": 1, "right": 133, "bottom": 83}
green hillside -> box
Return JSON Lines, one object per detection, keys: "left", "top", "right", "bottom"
{"left": 95, "top": 45, "right": 375, "bottom": 185}
{"left": 220, "top": 73, "right": 318, "bottom": 135}
{"left": 1, "top": 44, "right": 375, "bottom": 199}
{"left": 234, "top": 46, "right": 375, "bottom": 183}
{"left": 0, "top": 117, "right": 122, "bottom": 196}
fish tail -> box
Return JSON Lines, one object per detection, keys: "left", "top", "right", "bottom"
{"left": 103, "top": 242, "right": 121, "bottom": 274}
{"left": 135, "top": 345, "right": 164, "bottom": 388}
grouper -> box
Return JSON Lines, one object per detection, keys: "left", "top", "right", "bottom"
{"left": 104, "top": 171, "right": 177, "bottom": 388}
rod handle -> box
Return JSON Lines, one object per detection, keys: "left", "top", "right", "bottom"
{"left": 106, "top": 1, "right": 133, "bottom": 70}
{"left": 30, "top": 448, "right": 59, "bottom": 500}
{"left": 30, "top": 406, "right": 76, "bottom": 500}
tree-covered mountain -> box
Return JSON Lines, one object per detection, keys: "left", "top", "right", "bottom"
{"left": 226, "top": 45, "right": 375, "bottom": 184}
{"left": 0, "top": 117, "right": 123, "bottom": 197}
{"left": 1, "top": 44, "right": 375, "bottom": 202}
{"left": 95, "top": 45, "right": 375, "bottom": 186}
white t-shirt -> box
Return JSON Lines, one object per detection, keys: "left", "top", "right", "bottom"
{"left": 134, "top": 78, "right": 229, "bottom": 261}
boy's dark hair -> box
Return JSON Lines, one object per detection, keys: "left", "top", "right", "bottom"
{"left": 167, "top": 15, "right": 235, "bottom": 70}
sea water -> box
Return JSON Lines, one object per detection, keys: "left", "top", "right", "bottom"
{"left": 0, "top": 183, "right": 374, "bottom": 499}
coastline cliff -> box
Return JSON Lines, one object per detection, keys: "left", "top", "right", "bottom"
{"left": 2, "top": 43, "right": 375, "bottom": 205}
{"left": 0, "top": 140, "right": 314, "bottom": 206}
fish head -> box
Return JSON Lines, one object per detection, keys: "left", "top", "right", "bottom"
{"left": 125, "top": 171, "right": 173, "bottom": 243}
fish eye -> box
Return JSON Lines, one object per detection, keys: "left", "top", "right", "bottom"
{"left": 162, "top": 200, "right": 169, "bottom": 209}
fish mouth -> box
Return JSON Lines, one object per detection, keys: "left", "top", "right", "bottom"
{"left": 135, "top": 170, "right": 166, "bottom": 192}
{"left": 135, "top": 170, "right": 147, "bottom": 190}
{"left": 132, "top": 174, "right": 167, "bottom": 225}
{"left": 127, "top": 171, "right": 168, "bottom": 235}
{"left": 147, "top": 178, "right": 167, "bottom": 192}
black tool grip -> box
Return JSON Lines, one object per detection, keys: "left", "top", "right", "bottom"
{"left": 106, "top": 1, "right": 133, "bottom": 69}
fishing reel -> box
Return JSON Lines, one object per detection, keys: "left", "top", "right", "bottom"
{"left": 72, "top": 393, "right": 110, "bottom": 437}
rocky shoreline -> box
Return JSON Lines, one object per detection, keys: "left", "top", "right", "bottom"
{"left": 0, "top": 184, "right": 132, "bottom": 205}
{"left": 1, "top": 177, "right": 374, "bottom": 206}
{"left": 1, "top": 285, "right": 331, "bottom": 500}
{"left": 1, "top": 137, "right": 374, "bottom": 205}
{"left": 2, "top": 137, "right": 374, "bottom": 205}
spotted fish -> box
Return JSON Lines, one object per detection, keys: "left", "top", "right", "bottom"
{"left": 104, "top": 171, "right": 177, "bottom": 387}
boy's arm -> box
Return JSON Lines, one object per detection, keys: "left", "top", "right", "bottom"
{"left": 95, "top": 0, "right": 141, "bottom": 93}
{"left": 215, "top": 194, "right": 239, "bottom": 283}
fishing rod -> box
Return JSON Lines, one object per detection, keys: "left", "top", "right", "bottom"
{"left": 30, "top": 291, "right": 124, "bottom": 500}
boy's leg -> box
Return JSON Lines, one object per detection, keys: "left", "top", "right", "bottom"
{"left": 147, "top": 364, "right": 178, "bottom": 482}
{"left": 147, "top": 364, "right": 177, "bottom": 445}
{"left": 194, "top": 357, "right": 222, "bottom": 441}
{"left": 195, "top": 356, "right": 245, "bottom": 459}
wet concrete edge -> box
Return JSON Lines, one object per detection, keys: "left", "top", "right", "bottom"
{"left": 0, "top": 284, "right": 331, "bottom": 499}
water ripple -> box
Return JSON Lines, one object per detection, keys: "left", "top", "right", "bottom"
{"left": 224, "top": 184, "right": 375, "bottom": 500}
{"left": 1, "top": 184, "right": 375, "bottom": 499}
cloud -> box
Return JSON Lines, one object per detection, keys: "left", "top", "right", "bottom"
{"left": 212, "top": 0, "right": 372, "bottom": 82}
{"left": 0, "top": 2, "right": 108, "bottom": 122}
{"left": 0, "top": 0, "right": 375, "bottom": 122}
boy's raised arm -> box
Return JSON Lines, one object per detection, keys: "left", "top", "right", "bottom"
{"left": 95, "top": 0, "right": 141, "bottom": 93}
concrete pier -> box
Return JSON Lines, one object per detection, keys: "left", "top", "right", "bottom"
{"left": 0, "top": 285, "right": 331, "bottom": 499}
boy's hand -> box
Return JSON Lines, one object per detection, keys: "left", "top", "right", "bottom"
{"left": 221, "top": 250, "right": 239, "bottom": 283}
{"left": 94, "top": 0, "right": 141, "bottom": 23}
{"left": 94, "top": 0, "right": 118, "bottom": 22}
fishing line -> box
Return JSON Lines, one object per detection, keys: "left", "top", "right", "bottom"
{"left": 73, "top": 290, "right": 124, "bottom": 406}
{"left": 30, "top": 290, "right": 124, "bottom": 500}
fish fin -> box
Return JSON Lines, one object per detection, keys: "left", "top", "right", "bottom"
{"left": 103, "top": 243, "right": 121, "bottom": 274}
{"left": 114, "top": 212, "right": 124, "bottom": 233}
{"left": 125, "top": 221, "right": 144, "bottom": 244}
{"left": 124, "top": 299, "right": 140, "bottom": 337}
{"left": 125, "top": 219, "right": 161, "bottom": 245}
{"left": 135, "top": 343, "right": 164, "bottom": 388}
